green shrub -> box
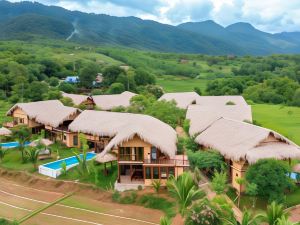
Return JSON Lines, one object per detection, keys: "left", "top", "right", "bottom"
{"left": 112, "top": 190, "right": 121, "bottom": 202}
{"left": 138, "top": 185, "right": 143, "bottom": 191}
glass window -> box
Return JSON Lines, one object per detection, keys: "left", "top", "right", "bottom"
{"left": 138, "top": 147, "right": 144, "bottom": 161}
{"left": 145, "top": 167, "right": 151, "bottom": 179}
{"left": 153, "top": 167, "right": 159, "bottom": 179}
{"left": 168, "top": 167, "right": 175, "bottom": 178}
{"left": 151, "top": 147, "right": 157, "bottom": 160}
{"left": 160, "top": 167, "right": 167, "bottom": 179}
{"left": 73, "top": 135, "right": 78, "bottom": 146}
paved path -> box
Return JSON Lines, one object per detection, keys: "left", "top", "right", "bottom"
{"left": 0, "top": 178, "right": 161, "bottom": 225}
{"left": 288, "top": 205, "right": 300, "bottom": 222}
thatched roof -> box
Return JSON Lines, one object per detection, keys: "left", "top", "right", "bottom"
{"left": 92, "top": 91, "right": 136, "bottom": 110}
{"left": 7, "top": 100, "right": 80, "bottom": 128}
{"left": 29, "top": 138, "right": 53, "bottom": 147}
{"left": 69, "top": 110, "right": 177, "bottom": 157}
{"left": 96, "top": 153, "right": 117, "bottom": 163}
{"left": 61, "top": 92, "right": 93, "bottom": 105}
{"left": 186, "top": 105, "right": 253, "bottom": 135}
{"left": 195, "top": 118, "right": 300, "bottom": 164}
{"left": 196, "top": 96, "right": 248, "bottom": 107}
{"left": 0, "top": 127, "right": 12, "bottom": 136}
{"left": 158, "top": 92, "right": 200, "bottom": 109}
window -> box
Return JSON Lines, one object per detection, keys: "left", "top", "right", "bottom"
{"left": 137, "top": 147, "right": 144, "bottom": 161}
{"left": 19, "top": 118, "right": 25, "bottom": 124}
{"left": 145, "top": 167, "right": 151, "bottom": 179}
{"left": 160, "top": 167, "right": 167, "bottom": 179}
{"left": 153, "top": 167, "right": 159, "bottom": 179}
{"left": 168, "top": 167, "right": 175, "bottom": 178}
{"left": 63, "top": 134, "right": 67, "bottom": 141}
{"left": 73, "top": 135, "right": 78, "bottom": 146}
{"left": 151, "top": 147, "right": 157, "bottom": 160}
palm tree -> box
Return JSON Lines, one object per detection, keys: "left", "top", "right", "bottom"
{"left": 276, "top": 216, "right": 300, "bottom": 225}
{"left": 12, "top": 126, "right": 31, "bottom": 162}
{"left": 222, "top": 210, "right": 262, "bottom": 225}
{"left": 160, "top": 216, "right": 171, "bottom": 225}
{"left": 261, "top": 202, "right": 289, "bottom": 225}
{"left": 25, "top": 147, "right": 40, "bottom": 169}
{"left": 167, "top": 172, "right": 205, "bottom": 217}
{"left": 74, "top": 134, "right": 90, "bottom": 176}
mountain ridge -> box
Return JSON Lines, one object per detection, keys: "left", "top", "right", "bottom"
{"left": 0, "top": 0, "right": 300, "bottom": 55}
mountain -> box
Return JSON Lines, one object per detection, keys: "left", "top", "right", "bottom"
{"left": 0, "top": 1, "right": 300, "bottom": 55}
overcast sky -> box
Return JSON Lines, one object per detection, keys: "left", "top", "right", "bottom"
{"left": 8, "top": 0, "right": 300, "bottom": 33}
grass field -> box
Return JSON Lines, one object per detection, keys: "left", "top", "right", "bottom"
{"left": 157, "top": 76, "right": 208, "bottom": 92}
{"left": 252, "top": 104, "right": 300, "bottom": 145}
{"left": 0, "top": 101, "right": 12, "bottom": 126}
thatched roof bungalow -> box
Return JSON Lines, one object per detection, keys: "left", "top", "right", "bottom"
{"left": 158, "top": 92, "right": 200, "bottom": 109}
{"left": 7, "top": 100, "right": 80, "bottom": 128}
{"left": 69, "top": 110, "right": 177, "bottom": 158}
{"left": 196, "top": 96, "right": 248, "bottom": 107}
{"left": 61, "top": 92, "right": 94, "bottom": 107}
{"left": 92, "top": 91, "right": 136, "bottom": 110}
{"left": 186, "top": 105, "right": 252, "bottom": 135}
{"left": 195, "top": 118, "right": 300, "bottom": 164}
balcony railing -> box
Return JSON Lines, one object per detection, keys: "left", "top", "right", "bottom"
{"left": 119, "top": 154, "right": 144, "bottom": 161}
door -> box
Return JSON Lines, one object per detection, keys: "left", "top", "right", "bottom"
{"left": 151, "top": 147, "right": 157, "bottom": 161}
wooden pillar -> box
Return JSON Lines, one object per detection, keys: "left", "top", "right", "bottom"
{"left": 118, "top": 164, "right": 120, "bottom": 183}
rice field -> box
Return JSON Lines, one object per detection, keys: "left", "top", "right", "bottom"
{"left": 252, "top": 104, "right": 300, "bottom": 145}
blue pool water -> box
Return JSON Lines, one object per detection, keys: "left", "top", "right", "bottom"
{"left": 0, "top": 141, "right": 30, "bottom": 149}
{"left": 42, "top": 152, "right": 96, "bottom": 170}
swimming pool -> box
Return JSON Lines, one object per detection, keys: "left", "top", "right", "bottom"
{"left": 39, "top": 152, "right": 96, "bottom": 178}
{"left": 0, "top": 141, "right": 30, "bottom": 149}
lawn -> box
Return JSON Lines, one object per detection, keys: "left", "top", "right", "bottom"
{"left": 59, "top": 161, "right": 118, "bottom": 190}
{"left": 252, "top": 104, "right": 300, "bottom": 145}
{"left": 157, "top": 76, "right": 208, "bottom": 93}
{"left": 0, "top": 101, "right": 12, "bottom": 126}
{"left": 227, "top": 186, "right": 300, "bottom": 213}
{"left": 0, "top": 143, "right": 79, "bottom": 173}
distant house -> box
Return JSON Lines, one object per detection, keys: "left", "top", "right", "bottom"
{"left": 158, "top": 92, "right": 200, "bottom": 109}
{"left": 65, "top": 76, "right": 79, "bottom": 84}
{"left": 61, "top": 92, "right": 95, "bottom": 109}
{"left": 92, "top": 91, "right": 136, "bottom": 111}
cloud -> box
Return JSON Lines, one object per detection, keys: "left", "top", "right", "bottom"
{"left": 7, "top": 0, "right": 300, "bottom": 33}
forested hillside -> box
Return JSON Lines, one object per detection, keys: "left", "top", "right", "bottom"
{"left": 0, "top": 40, "right": 299, "bottom": 108}
{"left": 1, "top": 1, "right": 300, "bottom": 55}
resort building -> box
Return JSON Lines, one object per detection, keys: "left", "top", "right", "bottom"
{"left": 158, "top": 92, "right": 200, "bottom": 109}
{"left": 68, "top": 110, "right": 189, "bottom": 189}
{"left": 196, "top": 96, "right": 249, "bottom": 107}
{"left": 92, "top": 91, "right": 136, "bottom": 111}
{"left": 194, "top": 118, "right": 300, "bottom": 192}
{"left": 186, "top": 104, "right": 252, "bottom": 136}
{"left": 61, "top": 92, "right": 95, "bottom": 109}
{"left": 6, "top": 100, "right": 81, "bottom": 145}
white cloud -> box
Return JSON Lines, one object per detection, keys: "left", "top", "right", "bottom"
{"left": 7, "top": 0, "right": 300, "bottom": 33}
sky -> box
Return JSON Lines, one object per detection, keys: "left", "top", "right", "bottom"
{"left": 8, "top": 0, "right": 300, "bottom": 33}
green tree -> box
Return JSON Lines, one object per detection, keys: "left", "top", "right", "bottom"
{"left": 103, "top": 66, "right": 125, "bottom": 86}
{"left": 245, "top": 183, "right": 258, "bottom": 208}
{"left": 245, "top": 159, "right": 294, "bottom": 202}
{"left": 79, "top": 63, "right": 99, "bottom": 88}
{"left": 60, "top": 97, "right": 74, "bottom": 106}
{"left": 26, "top": 81, "right": 49, "bottom": 101}
{"left": 48, "top": 77, "right": 60, "bottom": 87}
{"left": 211, "top": 170, "right": 228, "bottom": 195}
{"left": 222, "top": 210, "right": 262, "bottom": 225}
{"left": 0, "top": 147, "right": 7, "bottom": 163}
{"left": 59, "top": 82, "right": 76, "bottom": 93}
{"left": 291, "top": 88, "right": 300, "bottom": 106}
{"left": 167, "top": 172, "right": 205, "bottom": 216}
{"left": 12, "top": 126, "right": 31, "bottom": 162}
{"left": 108, "top": 83, "right": 125, "bottom": 94}
{"left": 152, "top": 179, "right": 161, "bottom": 194}
{"left": 74, "top": 134, "right": 90, "bottom": 176}
{"left": 47, "top": 89, "right": 62, "bottom": 100}
{"left": 134, "top": 69, "right": 155, "bottom": 86}
{"left": 261, "top": 202, "right": 289, "bottom": 225}
{"left": 25, "top": 147, "right": 40, "bottom": 170}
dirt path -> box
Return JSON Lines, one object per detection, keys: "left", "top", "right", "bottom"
{"left": 0, "top": 177, "right": 162, "bottom": 225}
{"left": 289, "top": 205, "right": 300, "bottom": 222}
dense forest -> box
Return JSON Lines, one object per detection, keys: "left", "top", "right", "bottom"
{"left": 0, "top": 40, "right": 299, "bottom": 107}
